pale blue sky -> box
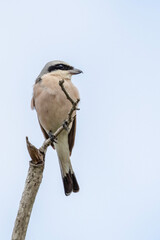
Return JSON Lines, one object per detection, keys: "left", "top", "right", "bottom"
{"left": 0, "top": 0, "right": 160, "bottom": 239}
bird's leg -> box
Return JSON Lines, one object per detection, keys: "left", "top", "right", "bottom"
{"left": 63, "top": 120, "right": 69, "bottom": 131}
{"left": 48, "top": 130, "right": 58, "bottom": 143}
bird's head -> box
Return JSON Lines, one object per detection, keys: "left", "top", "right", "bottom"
{"left": 38, "top": 60, "right": 83, "bottom": 80}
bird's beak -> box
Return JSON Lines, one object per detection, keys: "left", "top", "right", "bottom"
{"left": 70, "top": 68, "right": 83, "bottom": 75}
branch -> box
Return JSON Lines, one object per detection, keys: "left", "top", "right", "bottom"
{"left": 11, "top": 80, "right": 80, "bottom": 240}
{"left": 59, "top": 79, "right": 75, "bottom": 104}
{"left": 59, "top": 80, "right": 80, "bottom": 124}
{"left": 11, "top": 160, "right": 44, "bottom": 240}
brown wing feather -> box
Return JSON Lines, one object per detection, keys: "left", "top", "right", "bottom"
{"left": 31, "top": 96, "right": 35, "bottom": 109}
{"left": 68, "top": 117, "right": 76, "bottom": 155}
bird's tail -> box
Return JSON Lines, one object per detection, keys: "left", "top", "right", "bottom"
{"left": 62, "top": 168, "right": 79, "bottom": 196}
{"left": 55, "top": 132, "right": 79, "bottom": 196}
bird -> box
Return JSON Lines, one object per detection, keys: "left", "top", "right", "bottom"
{"left": 31, "top": 60, "right": 82, "bottom": 196}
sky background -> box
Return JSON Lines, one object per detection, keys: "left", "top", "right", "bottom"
{"left": 0, "top": 0, "right": 160, "bottom": 239}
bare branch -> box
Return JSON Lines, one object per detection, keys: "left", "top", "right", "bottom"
{"left": 59, "top": 79, "right": 80, "bottom": 125}
{"left": 11, "top": 159, "right": 44, "bottom": 240}
{"left": 11, "top": 79, "right": 80, "bottom": 240}
{"left": 59, "top": 80, "right": 75, "bottom": 104}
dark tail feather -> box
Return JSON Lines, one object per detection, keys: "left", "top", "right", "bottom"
{"left": 63, "top": 171, "right": 79, "bottom": 196}
{"left": 71, "top": 173, "right": 80, "bottom": 193}
{"left": 63, "top": 173, "right": 73, "bottom": 196}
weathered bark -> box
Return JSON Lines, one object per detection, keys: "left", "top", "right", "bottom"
{"left": 11, "top": 162, "right": 44, "bottom": 240}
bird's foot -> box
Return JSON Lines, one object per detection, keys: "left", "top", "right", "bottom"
{"left": 48, "top": 131, "right": 58, "bottom": 143}
{"left": 63, "top": 120, "right": 69, "bottom": 131}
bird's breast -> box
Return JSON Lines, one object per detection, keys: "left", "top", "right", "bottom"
{"left": 33, "top": 77, "right": 79, "bottom": 133}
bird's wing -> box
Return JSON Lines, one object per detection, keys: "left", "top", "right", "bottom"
{"left": 68, "top": 116, "right": 76, "bottom": 155}
{"left": 31, "top": 96, "right": 35, "bottom": 109}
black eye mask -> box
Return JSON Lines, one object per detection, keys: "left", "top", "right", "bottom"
{"left": 48, "top": 64, "right": 73, "bottom": 72}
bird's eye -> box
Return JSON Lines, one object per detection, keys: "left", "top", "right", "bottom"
{"left": 57, "top": 64, "right": 65, "bottom": 70}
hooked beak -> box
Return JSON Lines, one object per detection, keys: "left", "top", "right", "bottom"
{"left": 70, "top": 67, "right": 83, "bottom": 75}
